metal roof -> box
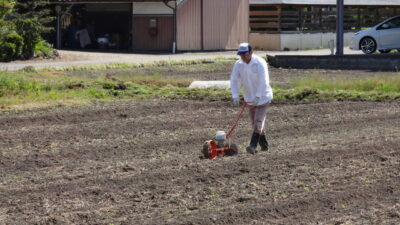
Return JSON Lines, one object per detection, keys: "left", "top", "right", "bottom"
{"left": 250, "top": 0, "right": 400, "bottom": 5}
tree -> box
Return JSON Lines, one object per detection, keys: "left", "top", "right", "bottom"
{"left": 6, "top": 0, "right": 55, "bottom": 59}
{"left": 11, "top": 0, "right": 54, "bottom": 34}
{"left": 15, "top": 18, "right": 42, "bottom": 58}
{"left": 0, "top": 0, "right": 15, "bottom": 19}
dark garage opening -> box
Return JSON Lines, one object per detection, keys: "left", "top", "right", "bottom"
{"left": 59, "top": 3, "right": 131, "bottom": 51}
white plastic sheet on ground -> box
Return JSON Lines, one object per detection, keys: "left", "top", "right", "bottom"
{"left": 188, "top": 81, "right": 230, "bottom": 89}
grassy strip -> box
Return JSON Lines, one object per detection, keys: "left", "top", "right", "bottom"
{"left": 1, "top": 71, "right": 399, "bottom": 110}
{"left": 0, "top": 70, "right": 230, "bottom": 109}
{"left": 274, "top": 88, "right": 400, "bottom": 102}
{"left": 31, "top": 58, "right": 237, "bottom": 72}
{"left": 291, "top": 76, "right": 400, "bottom": 93}
{"left": 277, "top": 75, "right": 400, "bottom": 101}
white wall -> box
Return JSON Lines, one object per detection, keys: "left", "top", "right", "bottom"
{"left": 250, "top": 32, "right": 355, "bottom": 51}
{"left": 280, "top": 32, "right": 355, "bottom": 50}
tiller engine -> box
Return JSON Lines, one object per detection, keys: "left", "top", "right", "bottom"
{"left": 202, "top": 102, "right": 248, "bottom": 159}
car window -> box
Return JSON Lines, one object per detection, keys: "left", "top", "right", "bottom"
{"left": 385, "top": 17, "right": 400, "bottom": 29}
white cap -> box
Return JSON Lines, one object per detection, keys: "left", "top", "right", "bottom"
{"left": 237, "top": 43, "right": 252, "bottom": 55}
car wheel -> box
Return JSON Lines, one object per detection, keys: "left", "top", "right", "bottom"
{"left": 379, "top": 49, "right": 391, "bottom": 53}
{"left": 360, "top": 37, "right": 377, "bottom": 54}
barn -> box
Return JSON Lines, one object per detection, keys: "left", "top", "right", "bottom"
{"left": 50, "top": 0, "right": 249, "bottom": 52}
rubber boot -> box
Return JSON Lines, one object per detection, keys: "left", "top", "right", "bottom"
{"left": 259, "top": 135, "right": 269, "bottom": 152}
{"left": 246, "top": 132, "right": 259, "bottom": 154}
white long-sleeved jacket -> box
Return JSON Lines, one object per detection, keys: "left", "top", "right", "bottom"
{"left": 230, "top": 54, "right": 273, "bottom": 105}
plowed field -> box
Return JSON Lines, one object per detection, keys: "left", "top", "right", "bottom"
{"left": 1, "top": 99, "right": 399, "bottom": 225}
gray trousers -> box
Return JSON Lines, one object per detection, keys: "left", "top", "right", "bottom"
{"left": 249, "top": 103, "right": 269, "bottom": 134}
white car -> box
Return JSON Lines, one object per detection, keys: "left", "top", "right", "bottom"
{"left": 350, "top": 15, "right": 400, "bottom": 54}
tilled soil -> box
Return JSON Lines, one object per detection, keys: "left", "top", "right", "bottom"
{"left": 0, "top": 100, "right": 399, "bottom": 225}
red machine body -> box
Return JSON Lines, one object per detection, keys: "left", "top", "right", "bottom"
{"left": 202, "top": 140, "right": 238, "bottom": 159}
{"left": 202, "top": 102, "right": 248, "bottom": 159}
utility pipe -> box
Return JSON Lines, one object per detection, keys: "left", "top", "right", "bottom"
{"left": 336, "top": 0, "right": 344, "bottom": 55}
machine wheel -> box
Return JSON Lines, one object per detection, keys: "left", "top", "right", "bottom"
{"left": 360, "top": 37, "right": 376, "bottom": 54}
{"left": 379, "top": 49, "right": 391, "bottom": 53}
{"left": 225, "top": 143, "right": 239, "bottom": 156}
{"left": 202, "top": 140, "right": 212, "bottom": 158}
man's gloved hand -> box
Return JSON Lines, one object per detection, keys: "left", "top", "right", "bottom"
{"left": 252, "top": 97, "right": 260, "bottom": 106}
{"left": 232, "top": 97, "right": 240, "bottom": 105}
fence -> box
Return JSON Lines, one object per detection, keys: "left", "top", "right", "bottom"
{"left": 250, "top": 5, "right": 400, "bottom": 32}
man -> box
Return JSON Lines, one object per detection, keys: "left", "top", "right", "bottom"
{"left": 230, "top": 43, "right": 273, "bottom": 154}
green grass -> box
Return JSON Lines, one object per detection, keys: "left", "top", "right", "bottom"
{"left": 1, "top": 65, "right": 399, "bottom": 110}
{"left": 272, "top": 75, "right": 400, "bottom": 102}
{"left": 0, "top": 69, "right": 231, "bottom": 109}
{"left": 291, "top": 75, "right": 400, "bottom": 93}
{"left": 37, "top": 58, "right": 236, "bottom": 72}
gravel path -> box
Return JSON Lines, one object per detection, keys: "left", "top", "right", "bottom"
{"left": 0, "top": 47, "right": 361, "bottom": 71}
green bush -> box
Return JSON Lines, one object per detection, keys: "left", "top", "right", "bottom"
{"left": 15, "top": 18, "right": 41, "bottom": 59}
{"left": 0, "top": 0, "right": 15, "bottom": 19}
{"left": 0, "top": 20, "right": 22, "bottom": 62}
{"left": 102, "top": 82, "right": 118, "bottom": 90}
{"left": 0, "top": 42, "right": 16, "bottom": 62}
{"left": 35, "top": 39, "right": 55, "bottom": 58}
{"left": 0, "top": 20, "right": 16, "bottom": 37}
{"left": 0, "top": 32, "right": 23, "bottom": 61}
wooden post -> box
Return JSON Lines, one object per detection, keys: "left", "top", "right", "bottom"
{"left": 277, "top": 5, "right": 281, "bottom": 32}
{"left": 319, "top": 6, "right": 322, "bottom": 31}
{"left": 298, "top": 6, "right": 302, "bottom": 31}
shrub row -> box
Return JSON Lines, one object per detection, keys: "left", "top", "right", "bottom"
{"left": 0, "top": 18, "right": 53, "bottom": 62}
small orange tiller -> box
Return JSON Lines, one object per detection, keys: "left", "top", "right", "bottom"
{"left": 202, "top": 102, "right": 248, "bottom": 159}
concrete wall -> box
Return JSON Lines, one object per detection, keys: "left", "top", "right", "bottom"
{"left": 280, "top": 32, "right": 355, "bottom": 51}
{"left": 250, "top": 32, "right": 356, "bottom": 51}
{"left": 250, "top": 33, "right": 280, "bottom": 51}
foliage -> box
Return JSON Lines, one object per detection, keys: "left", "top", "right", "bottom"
{"left": 10, "top": 0, "right": 54, "bottom": 33}
{"left": 39, "top": 59, "right": 235, "bottom": 72}
{"left": 0, "top": 0, "right": 55, "bottom": 61}
{"left": 0, "top": 32, "right": 23, "bottom": 61}
{"left": 0, "top": 72, "right": 46, "bottom": 97}
{"left": 0, "top": 20, "right": 16, "bottom": 44}
{"left": 291, "top": 75, "right": 400, "bottom": 93}
{"left": 0, "top": 0, "right": 15, "bottom": 19}
{"left": 0, "top": 20, "right": 22, "bottom": 61}
{"left": 1, "top": 67, "right": 400, "bottom": 109}
{"left": 34, "top": 39, "right": 55, "bottom": 58}
{"left": 14, "top": 18, "right": 41, "bottom": 58}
